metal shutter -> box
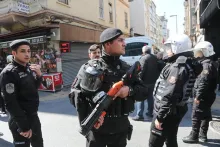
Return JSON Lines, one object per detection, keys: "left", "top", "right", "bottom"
{"left": 61, "top": 43, "right": 92, "bottom": 86}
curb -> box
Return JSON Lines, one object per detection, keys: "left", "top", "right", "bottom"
{"left": 210, "top": 121, "right": 220, "bottom": 136}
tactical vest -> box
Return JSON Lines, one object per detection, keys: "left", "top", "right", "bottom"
{"left": 153, "top": 57, "right": 196, "bottom": 107}
{"left": 85, "top": 58, "right": 134, "bottom": 117}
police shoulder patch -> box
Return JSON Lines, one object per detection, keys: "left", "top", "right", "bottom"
{"left": 6, "top": 83, "right": 15, "bottom": 94}
{"left": 168, "top": 76, "right": 177, "bottom": 84}
{"left": 202, "top": 69, "right": 209, "bottom": 75}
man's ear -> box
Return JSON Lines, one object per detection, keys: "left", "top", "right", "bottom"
{"left": 12, "top": 50, "right": 16, "bottom": 56}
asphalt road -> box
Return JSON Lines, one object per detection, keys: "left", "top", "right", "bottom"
{"left": 1, "top": 98, "right": 220, "bottom": 147}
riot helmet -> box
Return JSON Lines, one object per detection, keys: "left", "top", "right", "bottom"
{"left": 80, "top": 62, "right": 104, "bottom": 92}
{"left": 164, "top": 34, "right": 192, "bottom": 58}
{"left": 193, "top": 41, "right": 215, "bottom": 58}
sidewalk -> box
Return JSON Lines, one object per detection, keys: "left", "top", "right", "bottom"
{"left": 38, "top": 87, "right": 70, "bottom": 102}
{"left": 210, "top": 93, "right": 220, "bottom": 135}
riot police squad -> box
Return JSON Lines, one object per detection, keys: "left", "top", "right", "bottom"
{"left": 70, "top": 28, "right": 148, "bottom": 147}
{"left": 182, "top": 41, "right": 218, "bottom": 143}
{"left": 148, "top": 34, "right": 202, "bottom": 147}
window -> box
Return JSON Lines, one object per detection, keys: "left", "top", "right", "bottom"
{"left": 123, "top": 42, "right": 147, "bottom": 57}
{"left": 125, "top": 12, "right": 128, "bottom": 28}
{"left": 99, "top": 0, "right": 104, "bottom": 19}
{"left": 58, "top": 0, "right": 68, "bottom": 5}
{"left": 109, "top": 3, "right": 113, "bottom": 22}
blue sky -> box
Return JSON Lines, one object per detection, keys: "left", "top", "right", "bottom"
{"left": 154, "top": 0, "right": 185, "bottom": 37}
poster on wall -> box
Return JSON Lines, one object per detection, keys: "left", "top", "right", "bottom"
{"left": 38, "top": 73, "right": 63, "bottom": 92}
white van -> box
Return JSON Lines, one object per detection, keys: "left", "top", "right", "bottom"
{"left": 120, "top": 36, "right": 155, "bottom": 65}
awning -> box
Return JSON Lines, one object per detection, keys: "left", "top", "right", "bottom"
{"left": 200, "top": 0, "right": 220, "bottom": 28}
{"left": 0, "top": 36, "right": 47, "bottom": 49}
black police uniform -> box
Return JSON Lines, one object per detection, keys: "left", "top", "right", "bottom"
{"left": 71, "top": 28, "right": 148, "bottom": 147}
{"left": 72, "top": 54, "right": 147, "bottom": 147}
{"left": 0, "top": 40, "right": 43, "bottom": 147}
{"left": 0, "top": 60, "right": 6, "bottom": 113}
{"left": 187, "top": 58, "right": 217, "bottom": 141}
{"left": 149, "top": 55, "right": 199, "bottom": 147}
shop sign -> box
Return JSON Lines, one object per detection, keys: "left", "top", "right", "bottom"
{"left": 0, "top": 36, "right": 46, "bottom": 48}
{"left": 60, "top": 42, "right": 70, "bottom": 53}
{"left": 18, "top": 2, "right": 30, "bottom": 14}
{"left": 30, "top": 36, "right": 46, "bottom": 44}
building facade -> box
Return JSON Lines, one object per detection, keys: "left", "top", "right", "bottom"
{"left": 129, "top": 0, "right": 147, "bottom": 36}
{"left": 199, "top": 0, "right": 220, "bottom": 57}
{"left": 0, "top": 0, "right": 130, "bottom": 86}
{"left": 185, "top": 0, "right": 220, "bottom": 57}
{"left": 184, "top": 0, "right": 197, "bottom": 46}
{"left": 148, "top": 0, "right": 157, "bottom": 44}
{"left": 129, "top": 0, "right": 168, "bottom": 50}
{"left": 160, "top": 15, "right": 168, "bottom": 43}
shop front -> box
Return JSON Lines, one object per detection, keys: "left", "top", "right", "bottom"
{"left": 0, "top": 35, "right": 63, "bottom": 92}
{"left": 59, "top": 23, "right": 102, "bottom": 86}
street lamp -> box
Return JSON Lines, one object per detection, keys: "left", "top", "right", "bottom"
{"left": 170, "top": 15, "right": 178, "bottom": 34}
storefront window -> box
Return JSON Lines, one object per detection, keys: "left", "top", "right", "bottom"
{"left": 30, "top": 43, "right": 57, "bottom": 73}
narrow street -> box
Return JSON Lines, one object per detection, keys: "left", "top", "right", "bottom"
{"left": 1, "top": 96, "right": 220, "bottom": 147}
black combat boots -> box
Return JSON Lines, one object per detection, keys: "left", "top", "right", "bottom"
{"left": 199, "top": 131, "right": 208, "bottom": 142}
{"left": 182, "top": 131, "right": 199, "bottom": 143}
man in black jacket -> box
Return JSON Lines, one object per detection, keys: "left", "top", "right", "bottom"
{"left": 149, "top": 34, "right": 201, "bottom": 147}
{"left": 71, "top": 28, "right": 148, "bottom": 147}
{"left": 133, "top": 46, "right": 160, "bottom": 120}
{"left": 0, "top": 39, "right": 44, "bottom": 147}
{"left": 182, "top": 41, "right": 218, "bottom": 143}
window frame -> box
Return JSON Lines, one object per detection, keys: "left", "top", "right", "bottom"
{"left": 58, "top": 0, "right": 68, "bottom": 5}
{"left": 99, "top": 0, "right": 104, "bottom": 19}
{"left": 109, "top": 2, "right": 113, "bottom": 22}
{"left": 125, "top": 12, "right": 128, "bottom": 28}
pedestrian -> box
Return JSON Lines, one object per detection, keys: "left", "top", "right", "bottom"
{"left": 149, "top": 34, "right": 202, "bottom": 147}
{"left": 156, "top": 52, "right": 166, "bottom": 72}
{"left": 0, "top": 39, "right": 44, "bottom": 147}
{"left": 133, "top": 46, "right": 160, "bottom": 121}
{"left": 88, "top": 44, "right": 101, "bottom": 59}
{"left": 182, "top": 41, "right": 218, "bottom": 143}
{"left": 71, "top": 28, "right": 148, "bottom": 147}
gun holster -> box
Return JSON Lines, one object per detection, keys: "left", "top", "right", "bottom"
{"left": 127, "top": 124, "right": 133, "bottom": 140}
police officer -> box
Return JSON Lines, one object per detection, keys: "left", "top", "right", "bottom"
{"left": 182, "top": 41, "right": 218, "bottom": 143}
{"left": 149, "top": 34, "right": 202, "bottom": 147}
{"left": 71, "top": 28, "right": 148, "bottom": 147}
{"left": 0, "top": 39, "right": 44, "bottom": 147}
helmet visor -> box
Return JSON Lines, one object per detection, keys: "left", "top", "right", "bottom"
{"left": 80, "top": 66, "right": 103, "bottom": 92}
{"left": 163, "top": 43, "right": 173, "bottom": 58}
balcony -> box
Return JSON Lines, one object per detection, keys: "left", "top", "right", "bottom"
{"left": 0, "top": 0, "right": 46, "bottom": 25}
{"left": 0, "top": 0, "right": 46, "bottom": 14}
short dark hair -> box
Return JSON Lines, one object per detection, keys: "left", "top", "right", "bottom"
{"left": 88, "top": 44, "right": 100, "bottom": 53}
